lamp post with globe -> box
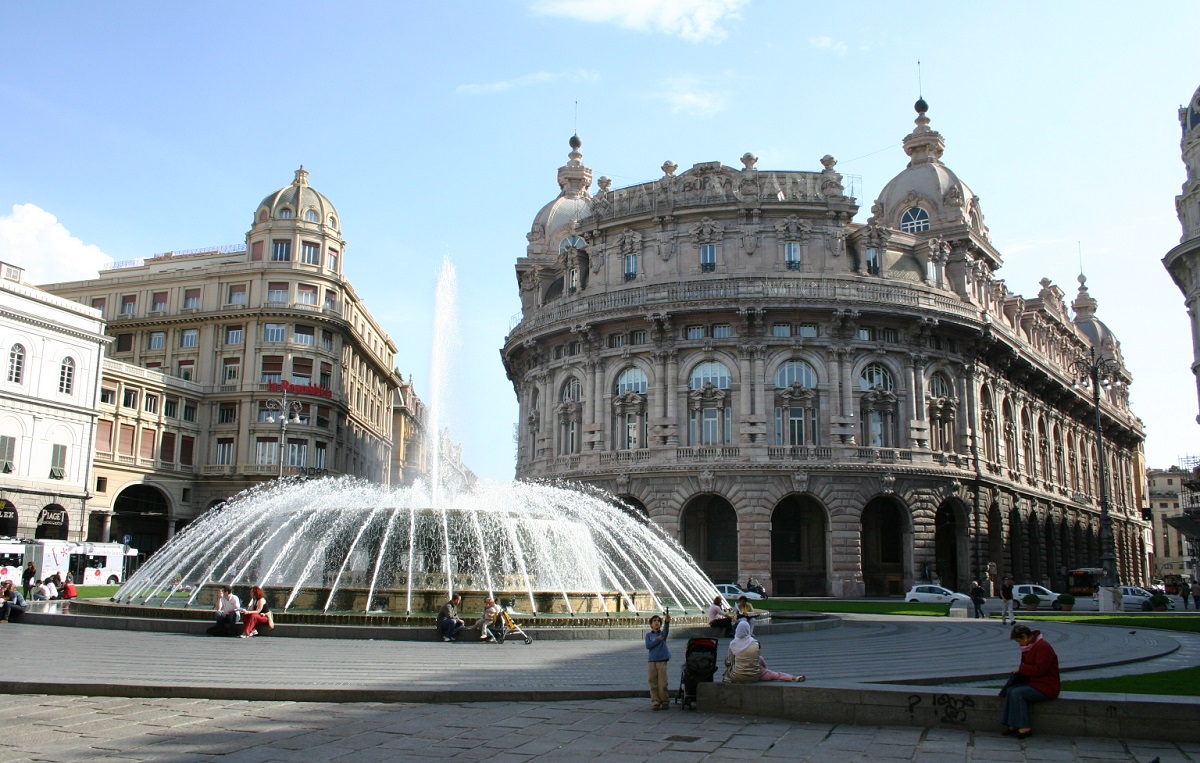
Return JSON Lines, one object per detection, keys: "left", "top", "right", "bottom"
{"left": 265, "top": 387, "right": 303, "bottom": 479}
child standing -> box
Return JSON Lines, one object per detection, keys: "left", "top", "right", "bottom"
{"left": 645, "top": 612, "right": 671, "bottom": 710}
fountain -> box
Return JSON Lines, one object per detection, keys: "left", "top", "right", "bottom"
{"left": 111, "top": 257, "right": 720, "bottom": 624}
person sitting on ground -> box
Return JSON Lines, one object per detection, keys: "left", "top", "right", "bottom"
{"left": 707, "top": 595, "right": 735, "bottom": 638}
{"left": 999, "top": 624, "right": 1060, "bottom": 739}
{"left": 213, "top": 585, "right": 241, "bottom": 633}
{"left": 1, "top": 580, "right": 26, "bottom": 622}
{"left": 239, "top": 586, "right": 270, "bottom": 638}
{"left": 33, "top": 579, "right": 53, "bottom": 601}
{"left": 437, "top": 594, "right": 466, "bottom": 642}
{"left": 474, "top": 597, "right": 501, "bottom": 642}
{"left": 722, "top": 619, "right": 804, "bottom": 683}
{"left": 61, "top": 577, "right": 77, "bottom": 601}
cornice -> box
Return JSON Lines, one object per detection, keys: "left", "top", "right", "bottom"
{"left": 0, "top": 307, "right": 110, "bottom": 346}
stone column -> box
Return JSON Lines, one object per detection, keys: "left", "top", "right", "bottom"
{"left": 666, "top": 351, "right": 679, "bottom": 445}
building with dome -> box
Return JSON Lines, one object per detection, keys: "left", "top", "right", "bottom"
{"left": 502, "top": 102, "right": 1149, "bottom": 597}
{"left": 39, "top": 168, "right": 402, "bottom": 554}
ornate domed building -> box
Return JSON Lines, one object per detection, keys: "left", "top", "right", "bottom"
{"left": 503, "top": 102, "right": 1149, "bottom": 596}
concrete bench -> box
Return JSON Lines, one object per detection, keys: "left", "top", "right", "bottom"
{"left": 697, "top": 681, "right": 1200, "bottom": 743}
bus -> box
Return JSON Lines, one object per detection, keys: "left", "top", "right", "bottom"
{"left": 1067, "top": 567, "right": 1104, "bottom": 596}
{"left": 23, "top": 540, "right": 138, "bottom": 586}
{"left": 0, "top": 538, "right": 24, "bottom": 585}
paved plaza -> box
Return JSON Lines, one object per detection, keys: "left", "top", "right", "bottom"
{"left": 0, "top": 616, "right": 1197, "bottom": 761}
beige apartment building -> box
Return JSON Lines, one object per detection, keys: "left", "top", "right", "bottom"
{"left": 1147, "top": 466, "right": 1196, "bottom": 585}
{"left": 42, "top": 168, "right": 399, "bottom": 554}
{"left": 503, "top": 103, "right": 1149, "bottom": 597}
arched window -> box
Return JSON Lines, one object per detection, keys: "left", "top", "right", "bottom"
{"left": 557, "top": 377, "right": 583, "bottom": 455}
{"left": 304, "top": 209, "right": 319, "bottom": 222}
{"left": 613, "top": 367, "right": 649, "bottom": 450}
{"left": 559, "top": 236, "right": 586, "bottom": 254}
{"left": 277, "top": 208, "right": 293, "bottom": 219}
{"left": 900, "top": 207, "right": 930, "bottom": 233}
{"left": 58, "top": 357, "right": 75, "bottom": 395}
{"left": 328, "top": 216, "right": 337, "bottom": 229}
{"left": 928, "top": 372, "right": 957, "bottom": 453}
{"left": 688, "top": 361, "right": 732, "bottom": 446}
{"left": 774, "top": 360, "right": 819, "bottom": 446}
{"left": 7, "top": 344, "right": 24, "bottom": 384}
{"left": 860, "top": 363, "right": 897, "bottom": 448}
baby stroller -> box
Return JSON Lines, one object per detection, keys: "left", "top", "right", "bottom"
{"left": 676, "top": 636, "right": 719, "bottom": 710}
{"left": 493, "top": 600, "right": 534, "bottom": 644}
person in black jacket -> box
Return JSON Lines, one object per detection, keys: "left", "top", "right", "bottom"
{"left": 970, "top": 580, "right": 987, "bottom": 619}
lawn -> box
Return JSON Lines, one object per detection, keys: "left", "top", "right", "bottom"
{"left": 1013, "top": 613, "right": 1200, "bottom": 634}
{"left": 1061, "top": 665, "right": 1200, "bottom": 697}
{"left": 77, "top": 585, "right": 121, "bottom": 599}
{"left": 764, "top": 599, "right": 951, "bottom": 617}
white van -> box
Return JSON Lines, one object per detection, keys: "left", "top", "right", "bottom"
{"left": 69, "top": 542, "right": 138, "bottom": 585}
{"left": 0, "top": 539, "right": 24, "bottom": 585}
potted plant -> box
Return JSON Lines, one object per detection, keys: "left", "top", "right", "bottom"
{"left": 1148, "top": 593, "right": 1171, "bottom": 611}
{"left": 1022, "top": 593, "right": 1042, "bottom": 611}
{"left": 1057, "top": 593, "right": 1075, "bottom": 612}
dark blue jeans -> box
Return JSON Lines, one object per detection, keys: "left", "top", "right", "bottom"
{"left": 438, "top": 618, "right": 464, "bottom": 641}
{"left": 1000, "top": 685, "right": 1050, "bottom": 730}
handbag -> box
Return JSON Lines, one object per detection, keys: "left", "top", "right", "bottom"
{"left": 998, "top": 671, "right": 1028, "bottom": 697}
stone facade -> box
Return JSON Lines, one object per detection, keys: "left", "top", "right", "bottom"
{"left": 0, "top": 261, "right": 107, "bottom": 542}
{"left": 1146, "top": 467, "right": 1192, "bottom": 582}
{"left": 502, "top": 103, "right": 1149, "bottom": 597}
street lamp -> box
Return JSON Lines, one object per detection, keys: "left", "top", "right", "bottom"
{"left": 265, "top": 387, "right": 303, "bottom": 479}
{"left": 1070, "top": 344, "right": 1122, "bottom": 594}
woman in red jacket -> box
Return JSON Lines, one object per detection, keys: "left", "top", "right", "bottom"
{"left": 1000, "top": 624, "right": 1060, "bottom": 738}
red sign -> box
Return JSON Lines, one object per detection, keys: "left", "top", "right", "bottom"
{"left": 267, "top": 381, "right": 333, "bottom": 399}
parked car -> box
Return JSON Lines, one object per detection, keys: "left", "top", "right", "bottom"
{"left": 715, "top": 583, "right": 765, "bottom": 601}
{"left": 1013, "top": 584, "right": 1062, "bottom": 610}
{"left": 905, "top": 585, "right": 970, "bottom": 605}
{"left": 1093, "top": 585, "right": 1177, "bottom": 611}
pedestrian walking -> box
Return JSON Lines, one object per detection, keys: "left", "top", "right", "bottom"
{"left": 21, "top": 562, "right": 36, "bottom": 600}
{"left": 999, "top": 575, "right": 1015, "bottom": 625}
{"left": 970, "top": 580, "right": 987, "bottom": 619}
{"left": 1179, "top": 579, "right": 1191, "bottom": 610}
{"left": 645, "top": 612, "right": 671, "bottom": 711}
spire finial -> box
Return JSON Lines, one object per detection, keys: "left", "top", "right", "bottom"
{"left": 293, "top": 165, "right": 309, "bottom": 187}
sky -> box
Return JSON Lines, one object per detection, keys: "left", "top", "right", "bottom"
{"left": 1, "top": 1, "right": 1198, "bottom": 480}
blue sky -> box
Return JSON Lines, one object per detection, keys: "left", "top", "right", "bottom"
{"left": 1, "top": 1, "right": 1198, "bottom": 480}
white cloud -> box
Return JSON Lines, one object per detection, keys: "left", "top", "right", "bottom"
{"left": 809, "top": 36, "right": 848, "bottom": 55}
{"left": 531, "top": 0, "right": 747, "bottom": 43}
{"left": 648, "top": 75, "right": 725, "bottom": 116}
{"left": 456, "top": 68, "right": 600, "bottom": 95}
{"left": 0, "top": 204, "right": 112, "bottom": 285}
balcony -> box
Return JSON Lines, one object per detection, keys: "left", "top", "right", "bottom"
{"left": 676, "top": 446, "right": 740, "bottom": 461}
{"left": 599, "top": 449, "right": 651, "bottom": 465}
{"left": 767, "top": 446, "right": 833, "bottom": 461}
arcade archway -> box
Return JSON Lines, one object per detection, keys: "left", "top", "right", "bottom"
{"left": 770, "top": 495, "right": 827, "bottom": 596}
{"left": 110, "top": 484, "right": 171, "bottom": 557}
{"left": 861, "top": 497, "right": 907, "bottom": 596}
{"left": 934, "top": 499, "right": 967, "bottom": 591}
{"left": 680, "top": 494, "right": 737, "bottom": 583}
{"left": 35, "top": 504, "right": 69, "bottom": 540}
{"left": 0, "top": 500, "right": 16, "bottom": 537}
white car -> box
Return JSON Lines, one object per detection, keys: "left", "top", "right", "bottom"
{"left": 1013, "top": 584, "right": 1061, "bottom": 610}
{"left": 715, "top": 583, "right": 765, "bottom": 601}
{"left": 1093, "top": 585, "right": 1176, "bottom": 611}
{"left": 905, "top": 585, "right": 970, "bottom": 605}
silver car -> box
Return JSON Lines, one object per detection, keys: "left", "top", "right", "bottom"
{"left": 1094, "top": 585, "right": 1176, "bottom": 611}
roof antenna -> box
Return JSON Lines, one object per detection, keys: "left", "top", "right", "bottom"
{"left": 574, "top": 100, "right": 579, "bottom": 136}
{"left": 1078, "top": 240, "right": 1084, "bottom": 276}
{"left": 917, "top": 59, "right": 923, "bottom": 99}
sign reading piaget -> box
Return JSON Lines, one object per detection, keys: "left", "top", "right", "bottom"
{"left": 266, "top": 381, "right": 333, "bottom": 399}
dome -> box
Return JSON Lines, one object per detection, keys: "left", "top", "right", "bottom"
{"left": 870, "top": 101, "right": 989, "bottom": 240}
{"left": 1072, "top": 275, "right": 1124, "bottom": 365}
{"left": 1185, "top": 85, "right": 1200, "bottom": 136}
{"left": 526, "top": 136, "right": 593, "bottom": 255}
{"left": 256, "top": 166, "right": 340, "bottom": 229}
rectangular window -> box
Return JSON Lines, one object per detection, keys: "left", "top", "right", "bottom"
{"left": 624, "top": 252, "right": 638, "bottom": 281}
{"left": 315, "top": 442, "right": 327, "bottom": 469}
{"left": 287, "top": 439, "right": 307, "bottom": 468}
{"left": 297, "top": 284, "right": 318, "bottom": 305}
{"left": 144, "top": 394, "right": 158, "bottom": 414}
{"left": 292, "top": 358, "right": 313, "bottom": 384}
{"left": 772, "top": 323, "right": 791, "bottom": 338}
{"left": 324, "top": 290, "right": 338, "bottom": 312}
{"left": 160, "top": 431, "right": 176, "bottom": 463}
{"left": 180, "top": 436, "right": 195, "bottom": 466}
{"left": 215, "top": 438, "right": 234, "bottom": 466}
{"left": 180, "top": 329, "right": 199, "bottom": 348}
{"left": 183, "top": 401, "right": 197, "bottom": 422}
{"left": 316, "top": 406, "right": 331, "bottom": 428}
{"left": 608, "top": 334, "right": 627, "bottom": 348}
{"left": 164, "top": 397, "right": 178, "bottom": 418}
{"left": 140, "top": 428, "right": 156, "bottom": 460}
{"left": 95, "top": 476, "right": 107, "bottom": 493}
{"left": 784, "top": 241, "right": 801, "bottom": 270}
{"left": 271, "top": 240, "right": 292, "bottom": 261}
{"left": 798, "top": 323, "right": 818, "bottom": 338}
{"left": 686, "top": 326, "right": 705, "bottom": 340}
{"left": 121, "top": 295, "right": 137, "bottom": 315}
{"left": 91, "top": 297, "right": 106, "bottom": 317}
{"left": 49, "top": 444, "right": 67, "bottom": 479}
{"left": 118, "top": 424, "right": 135, "bottom": 456}
{"left": 294, "top": 325, "right": 315, "bottom": 345}
{"left": 148, "top": 291, "right": 167, "bottom": 311}
{"left": 123, "top": 389, "right": 138, "bottom": 408}
{"left": 261, "top": 356, "right": 283, "bottom": 384}
{"left": 267, "top": 282, "right": 288, "bottom": 303}
{"left": 100, "top": 387, "right": 116, "bottom": 405}
{"left": 222, "top": 358, "right": 240, "bottom": 383}
{"left": 328, "top": 249, "right": 339, "bottom": 271}
{"left": 258, "top": 403, "right": 274, "bottom": 423}
{"left": 712, "top": 324, "right": 732, "bottom": 339}
{"left": 224, "top": 325, "right": 243, "bottom": 345}
{"left": 700, "top": 243, "right": 716, "bottom": 272}
{"left": 256, "top": 437, "right": 279, "bottom": 466}
{"left": 301, "top": 242, "right": 321, "bottom": 265}
{"left": 0, "top": 434, "right": 15, "bottom": 471}
{"left": 94, "top": 421, "right": 112, "bottom": 452}
{"left": 319, "top": 362, "right": 332, "bottom": 389}
{"left": 227, "top": 284, "right": 247, "bottom": 305}
{"left": 264, "top": 323, "right": 286, "bottom": 342}
{"left": 631, "top": 330, "right": 648, "bottom": 345}
{"left": 177, "top": 361, "right": 194, "bottom": 380}
{"left": 218, "top": 403, "right": 237, "bottom": 424}
{"left": 865, "top": 247, "right": 881, "bottom": 276}
{"left": 116, "top": 333, "right": 133, "bottom": 353}
{"left": 321, "top": 330, "right": 334, "bottom": 351}
{"left": 183, "top": 288, "right": 201, "bottom": 309}
{"left": 147, "top": 332, "right": 165, "bottom": 350}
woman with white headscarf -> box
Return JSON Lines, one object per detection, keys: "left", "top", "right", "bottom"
{"left": 721, "top": 619, "right": 805, "bottom": 683}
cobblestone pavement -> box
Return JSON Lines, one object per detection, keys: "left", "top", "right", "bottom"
{"left": 0, "top": 694, "right": 1196, "bottom": 763}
